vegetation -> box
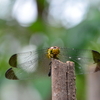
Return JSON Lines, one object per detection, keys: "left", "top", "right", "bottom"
{"left": 0, "top": 0, "right": 100, "bottom": 100}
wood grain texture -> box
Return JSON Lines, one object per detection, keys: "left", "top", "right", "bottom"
{"left": 51, "top": 59, "right": 76, "bottom": 100}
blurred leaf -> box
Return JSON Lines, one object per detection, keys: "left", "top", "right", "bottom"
{"left": 29, "top": 18, "right": 46, "bottom": 33}
{"left": 33, "top": 77, "right": 51, "bottom": 100}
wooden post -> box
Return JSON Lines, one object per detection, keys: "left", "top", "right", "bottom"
{"left": 51, "top": 59, "right": 76, "bottom": 100}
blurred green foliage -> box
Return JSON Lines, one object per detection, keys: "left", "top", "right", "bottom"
{"left": 0, "top": 0, "right": 100, "bottom": 100}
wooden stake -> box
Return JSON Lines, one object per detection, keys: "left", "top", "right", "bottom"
{"left": 51, "top": 59, "right": 76, "bottom": 100}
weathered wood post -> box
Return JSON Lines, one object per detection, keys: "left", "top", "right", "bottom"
{"left": 51, "top": 59, "right": 76, "bottom": 100}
